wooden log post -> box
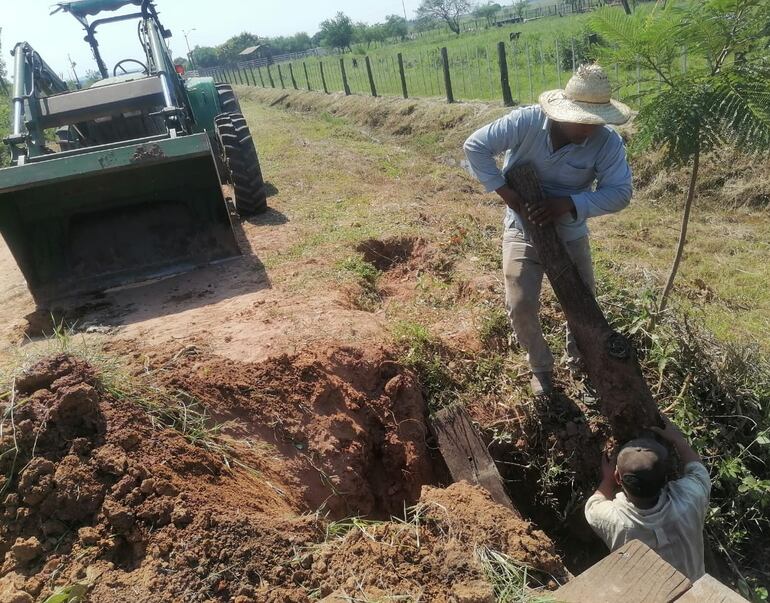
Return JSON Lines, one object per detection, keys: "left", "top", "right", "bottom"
{"left": 432, "top": 406, "right": 520, "bottom": 517}
{"left": 397, "top": 52, "right": 408, "bottom": 99}
{"left": 440, "top": 47, "right": 454, "bottom": 103}
{"left": 288, "top": 63, "right": 298, "bottom": 90}
{"left": 319, "top": 61, "right": 329, "bottom": 94}
{"left": 257, "top": 65, "right": 265, "bottom": 87}
{"left": 497, "top": 41, "right": 514, "bottom": 107}
{"left": 303, "top": 62, "right": 312, "bottom": 91}
{"left": 277, "top": 64, "right": 286, "bottom": 89}
{"left": 364, "top": 56, "right": 377, "bottom": 97}
{"left": 266, "top": 64, "right": 275, "bottom": 88}
{"left": 504, "top": 164, "right": 660, "bottom": 442}
{"left": 242, "top": 67, "right": 252, "bottom": 86}
{"left": 339, "top": 58, "right": 351, "bottom": 95}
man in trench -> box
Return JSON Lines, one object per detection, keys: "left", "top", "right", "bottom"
{"left": 463, "top": 64, "right": 633, "bottom": 395}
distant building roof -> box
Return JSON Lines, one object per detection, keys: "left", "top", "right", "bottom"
{"left": 239, "top": 44, "right": 271, "bottom": 56}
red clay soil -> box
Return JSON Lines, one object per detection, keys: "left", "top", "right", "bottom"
{"left": 158, "top": 345, "right": 441, "bottom": 519}
{"left": 315, "top": 483, "right": 566, "bottom": 601}
{"left": 0, "top": 351, "right": 564, "bottom": 601}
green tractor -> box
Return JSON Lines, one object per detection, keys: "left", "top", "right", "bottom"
{"left": 0, "top": 0, "right": 267, "bottom": 306}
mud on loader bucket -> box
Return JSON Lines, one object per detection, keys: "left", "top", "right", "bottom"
{"left": 0, "top": 133, "right": 241, "bottom": 306}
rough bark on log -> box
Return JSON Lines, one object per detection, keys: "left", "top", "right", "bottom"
{"left": 505, "top": 164, "right": 660, "bottom": 442}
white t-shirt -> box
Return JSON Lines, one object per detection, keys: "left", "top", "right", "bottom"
{"left": 584, "top": 462, "right": 711, "bottom": 580}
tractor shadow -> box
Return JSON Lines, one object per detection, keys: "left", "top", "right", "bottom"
{"left": 22, "top": 206, "right": 290, "bottom": 337}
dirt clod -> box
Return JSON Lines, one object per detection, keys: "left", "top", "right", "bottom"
{"left": 10, "top": 537, "right": 42, "bottom": 564}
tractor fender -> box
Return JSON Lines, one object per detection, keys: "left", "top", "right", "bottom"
{"left": 185, "top": 77, "right": 221, "bottom": 134}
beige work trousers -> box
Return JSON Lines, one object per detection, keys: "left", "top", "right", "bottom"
{"left": 502, "top": 227, "right": 596, "bottom": 374}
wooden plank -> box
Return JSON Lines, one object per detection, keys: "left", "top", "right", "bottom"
{"left": 554, "top": 540, "right": 691, "bottom": 603}
{"left": 504, "top": 164, "right": 660, "bottom": 442}
{"left": 676, "top": 575, "right": 749, "bottom": 603}
{"left": 431, "top": 406, "right": 520, "bottom": 517}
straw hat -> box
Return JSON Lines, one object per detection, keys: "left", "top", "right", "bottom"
{"left": 539, "top": 64, "right": 632, "bottom": 125}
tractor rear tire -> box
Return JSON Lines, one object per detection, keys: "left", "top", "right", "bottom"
{"left": 215, "top": 83, "right": 242, "bottom": 114}
{"left": 215, "top": 113, "right": 267, "bottom": 217}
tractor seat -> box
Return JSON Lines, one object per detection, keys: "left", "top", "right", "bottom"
{"left": 37, "top": 76, "right": 165, "bottom": 129}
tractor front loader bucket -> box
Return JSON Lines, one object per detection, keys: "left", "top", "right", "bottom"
{"left": 0, "top": 133, "right": 240, "bottom": 306}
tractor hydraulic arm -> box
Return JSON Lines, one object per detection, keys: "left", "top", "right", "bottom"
{"left": 7, "top": 43, "right": 69, "bottom": 161}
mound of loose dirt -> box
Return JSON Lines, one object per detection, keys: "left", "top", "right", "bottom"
{"left": 0, "top": 354, "right": 321, "bottom": 602}
{"left": 311, "top": 482, "right": 566, "bottom": 601}
{"left": 0, "top": 352, "right": 568, "bottom": 601}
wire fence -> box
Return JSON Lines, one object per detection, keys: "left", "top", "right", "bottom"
{"left": 197, "top": 33, "right": 682, "bottom": 109}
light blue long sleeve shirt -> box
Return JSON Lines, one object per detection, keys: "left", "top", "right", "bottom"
{"left": 463, "top": 105, "right": 633, "bottom": 242}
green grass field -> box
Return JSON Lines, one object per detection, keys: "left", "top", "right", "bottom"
{"left": 224, "top": 4, "right": 681, "bottom": 107}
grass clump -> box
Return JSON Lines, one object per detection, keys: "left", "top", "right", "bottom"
{"left": 477, "top": 547, "right": 555, "bottom": 603}
{"left": 391, "top": 316, "right": 525, "bottom": 414}
{"left": 338, "top": 255, "right": 383, "bottom": 312}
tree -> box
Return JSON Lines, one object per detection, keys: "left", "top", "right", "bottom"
{"left": 514, "top": 0, "right": 529, "bottom": 19}
{"left": 353, "top": 22, "right": 386, "bottom": 48}
{"left": 416, "top": 0, "right": 471, "bottom": 35}
{"left": 193, "top": 46, "right": 219, "bottom": 68}
{"left": 384, "top": 15, "right": 409, "bottom": 41}
{"left": 320, "top": 12, "right": 355, "bottom": 52}
{"left": 0, "top": 27, "right": 8, "bottom": 95}
{"left": 591, "top": 1, "right": 770, "bottom": 315}
{"left": 473, "top": 2, "right": 502, "bottom": 27}
{"left": 217, "top": 32, "right": 261, "bottom": 62}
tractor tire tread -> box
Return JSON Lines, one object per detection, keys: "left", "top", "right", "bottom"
{"left": 214, "top": 113, "right": 267, "bottom": 217}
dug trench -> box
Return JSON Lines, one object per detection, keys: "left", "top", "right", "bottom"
{"left": 0, "top": 346, "right": 585, "bottom": 602}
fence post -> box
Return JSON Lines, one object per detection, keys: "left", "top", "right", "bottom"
{"left": 257, "top": 65, "right": 265, "bottom": 87}
{"left": 440, "top": 47, "right": 454, "bottom": 103}
{"left": 242, "top": 67, "right": 252, "bottom": 86}
{"left": 266, "top": 64, "right": 276, "bottom": 88}
{"left": 364, "top": 56, "right": 377, "bottom": 97}
{"left": 234, "top": 66, "right": 243, "bottom": 85}
{"left": 277, "top": 64, "right": 286, "bottom": 89}
{"left": 303, "top": 62, "right": 312, "bottom": 91}
{"left": 397, "top": 52, "right": 408, "bottom": 99}
{"left": 249, "top": 66, "right": 258, "bottom": 86}
{"left": 555, "top": 38, "right": 562, "bottom": 88}
{"left": 525, "top": 41, "right": 534, "bottom": 103}
{"left": 320, "top": 61, "right": 329, "bottom": 94}
{"left": 288, "top": 63, "right": 298, "bottom": 89}
{"left": 339, "top": 58, "right": 351, "bottom": 95}
{"left": 497, "top": 41, "right": 514, "bottom": 107}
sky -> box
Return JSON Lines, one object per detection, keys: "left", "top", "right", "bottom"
{"left": 1, "top": 0, "right": 420, "bottom": 77}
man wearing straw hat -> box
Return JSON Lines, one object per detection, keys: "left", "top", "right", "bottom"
{"left": 464, "top": 64, "right": 633, "bottom": 396}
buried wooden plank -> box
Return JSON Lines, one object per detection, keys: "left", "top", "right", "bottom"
{"left": 504, "top": 164, "right": 661, "bottom": 442}
{"left": 553, "top": 540, "right": 691, "bottom": 603}
{"left": 431, "top": 405, "right": 521, "bottom": 517}
{"left": 676, "top": 574, "right": 749, "bottom": 603}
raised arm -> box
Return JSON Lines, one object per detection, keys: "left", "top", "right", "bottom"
{"left": 650, "top": 415, "right": 701, "bottom": 465}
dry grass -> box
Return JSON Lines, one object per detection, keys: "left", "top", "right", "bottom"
{"left": 241, "top": 86, "right": 770, "bottom": 353}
